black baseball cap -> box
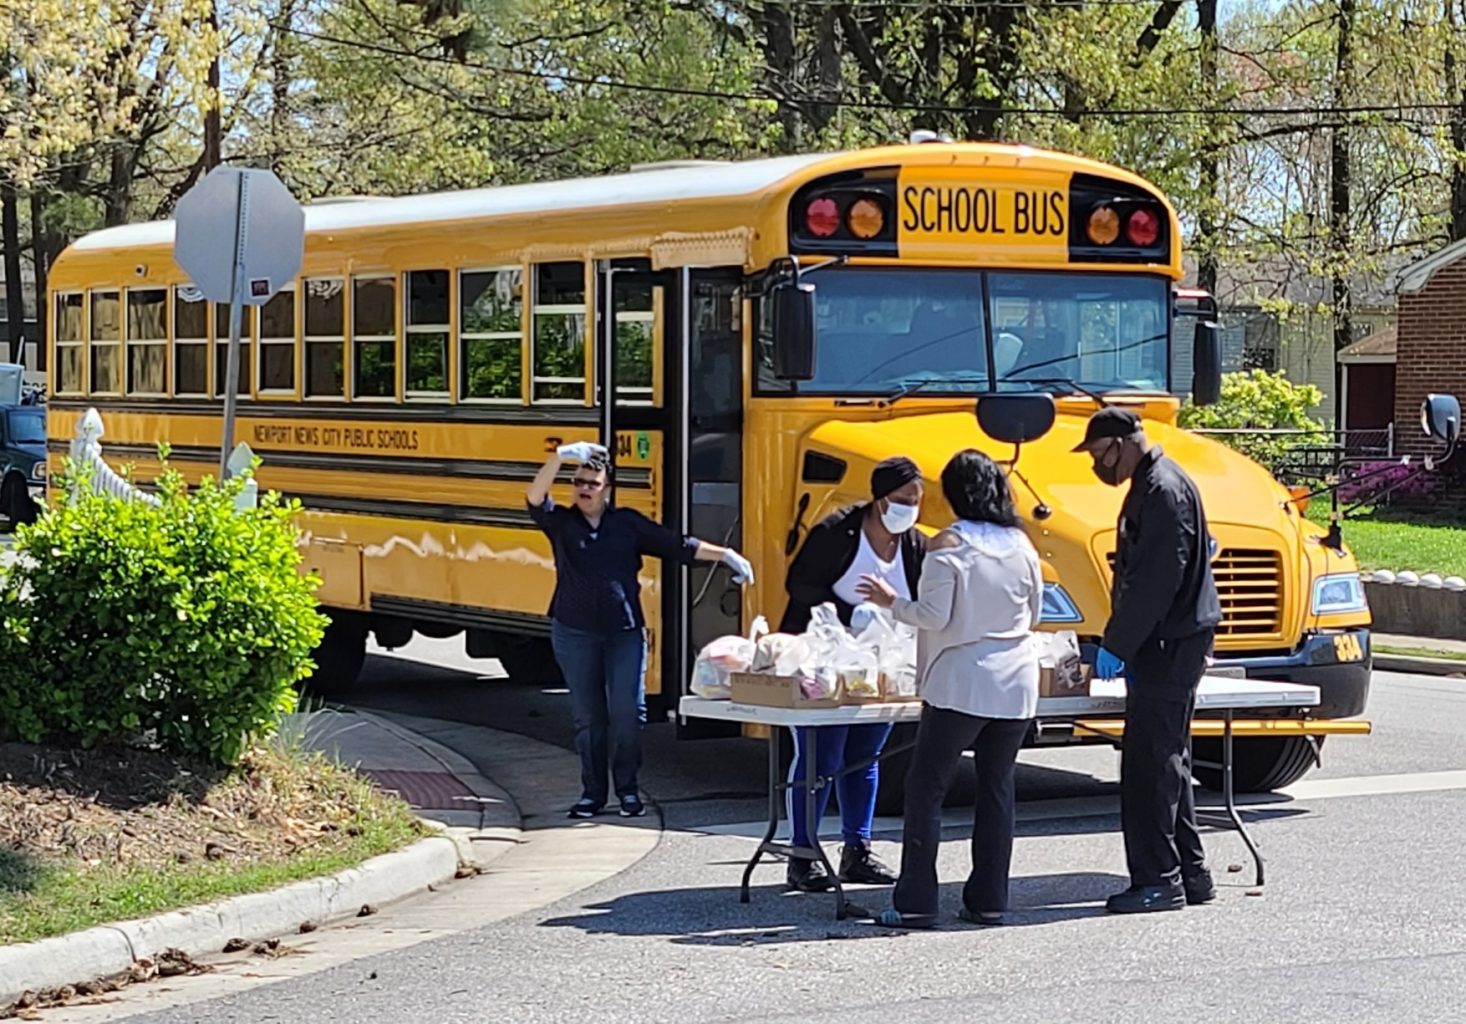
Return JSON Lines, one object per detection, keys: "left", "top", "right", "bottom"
{"left": 1072, "top": 407, "right": 1143, "bottom": 452}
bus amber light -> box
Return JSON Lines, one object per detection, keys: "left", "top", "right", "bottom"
{"left": 1086, "top": 205, "right": 1120, "bottom": 245}
{"left": 1288, "top": 484, "right": 1310, "bottom": 513}
{"left": 805, "top": 197, "right": 841, "bottom": 238}
{"left": 1125, "top": 207, "right": 1161, "bottom": 247}
{"left": 847, "top": 197, "right": 885, "bottom": 239}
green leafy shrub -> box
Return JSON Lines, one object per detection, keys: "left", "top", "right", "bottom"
{"left": 1179, "top": 368, "right": 1327, "bottom": 477}
{"left": 0, "top": 461, "right": 327, "bottom": 764}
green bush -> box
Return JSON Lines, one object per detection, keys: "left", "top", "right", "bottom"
{"left": 1179, "top": 368, "right": 1327, "bottom": 477}
{"left": 0, "top": 461, "right": 327, "bottom": 764}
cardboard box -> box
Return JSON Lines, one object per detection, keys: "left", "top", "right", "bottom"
{"left": 729, "top": 672, "right": 840, "bottom": 709}
{"left": 1040, "top": 660, "right": 1092, "bottom": 698}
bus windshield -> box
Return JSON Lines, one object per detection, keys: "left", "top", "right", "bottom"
{"left": 758, "top": 268, "right": 1171, "bottom": 397}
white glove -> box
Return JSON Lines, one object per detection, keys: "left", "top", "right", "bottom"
{"left": 850, "top": 602, "right": 882, "bottom": 633}
{"left": 721, "top": 549, "right": 755, "bottom": 586}
{"left": 556, "top": 442, "right": 608, "bottom": 464}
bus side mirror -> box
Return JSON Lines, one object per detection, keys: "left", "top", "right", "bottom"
{"left": 1423, "top": 393, "right": 1460, "bottom": 449}
{"left": 771, "top": 280, "right": 816, "bottom": 381}
{"left": 1191, "top": 320, "right": 1221, "bottom": 407}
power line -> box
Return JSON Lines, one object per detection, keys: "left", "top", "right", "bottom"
{"left": 282, "top": 23, "right": 1464, "bottom": 123}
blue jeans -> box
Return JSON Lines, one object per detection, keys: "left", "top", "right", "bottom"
{"left": 550, "top": 622, "right": 648, "bottom": 806}
{"left": 787, "top": 723, "right": 893, "bottom": 849}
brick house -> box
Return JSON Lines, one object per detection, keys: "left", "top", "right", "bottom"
{"left": 1394, "top": 241, "right": 1466, "bottom": 457}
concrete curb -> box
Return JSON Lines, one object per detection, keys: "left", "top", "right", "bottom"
{"left": 1374, "top": 653, "right": 1466, "bottom": 677}
{"left": 0, "top": 832, "right": 459, "bottom": 1005}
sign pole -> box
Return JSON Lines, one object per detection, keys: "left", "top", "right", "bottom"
{"left": 219, "top": 173, "right": 251, "bottom": 480}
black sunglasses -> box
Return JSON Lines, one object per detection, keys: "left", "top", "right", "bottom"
{"left": 572, "top": 478, "right": 606, "bottom": 490}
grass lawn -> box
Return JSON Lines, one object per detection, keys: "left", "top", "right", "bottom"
{"left": 1373, "top": 643, "right": 1466, "bottom": 662}
{"left": 0, "top": 742, "right": 422, "bottom": 947}
{"left": 1333, "top": 515, "right": 1466, "bottom": 576}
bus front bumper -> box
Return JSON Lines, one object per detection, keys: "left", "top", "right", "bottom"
{"left": 1213, "top": 629, "right": 1371, "bottom": 719}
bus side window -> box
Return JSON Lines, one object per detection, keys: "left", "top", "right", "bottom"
{"left": 173, "top": 287, "right": 208, "bottom": 397}
{"left": 89, "top": 290, "right": 121, "bottom": 395}
{"left": 532, "top": 261, "right": 586, "bottom": 403}
{"left": 213, "top": 302, "right": 253, "bottom": 397}
{"left": 406, "top": 270, "right": 450, "bottom": 399}
{"left": 353, "top": 276, "right": 397, "bottom": 400}
{"left": 54, "top": 292, "right": 85, "bottom": 395}
{"left": 304, "top": 278, "right": 345, "bottom": 399}
{"left": 460, "top": 267, "right": 523, "bottom": 402}
{"left": 125, "top": 288, "right": 167, "bottom": 396}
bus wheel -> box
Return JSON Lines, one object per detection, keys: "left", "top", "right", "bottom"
{"left": 873, "top": 723, "right": 918, "bottom": 817}
{"left": 303, "top": 611, "right": 369, "bottom": 696}
{"left": 1192, "top": 735, "right": 1322, "bottom": 793}
{"left": 496, "top": 636, "right": 562, "bottom": 685}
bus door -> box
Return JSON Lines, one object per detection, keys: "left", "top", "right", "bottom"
{"left": 594, "top": 263, "right": 743, "bottom": 732}
{"left": 676, "top": 269, "right": 745, "bottom": 737}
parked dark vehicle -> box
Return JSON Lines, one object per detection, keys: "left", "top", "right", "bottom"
{"left": 0, "top": 404, "right": 45, "bottom": 526}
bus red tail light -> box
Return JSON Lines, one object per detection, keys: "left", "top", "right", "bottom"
{"left": 804, "top": 197, "right": 841, "bottom": 238}
{"left": 1086, "top": 205, "right": 1120, "bottom": 245}
{"left": 1125, "top": 207, "right": 1160, "bottom": 247}
{"left": 846, "top": 196, "right": 886, "bottom": 239}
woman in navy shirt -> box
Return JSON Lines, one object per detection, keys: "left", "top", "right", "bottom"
{"left": 528, "top": 442, "right": 754, "bottom": 819}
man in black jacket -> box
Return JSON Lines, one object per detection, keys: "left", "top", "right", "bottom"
{"left": 777, "top": 456, "right": 927, "bottom": 892}
{"left": 1076, "top": 408, "right": 1222, "bottom": 914}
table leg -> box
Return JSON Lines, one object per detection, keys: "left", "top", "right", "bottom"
{"left": 804, "top": 729, "right": 847, "bottom": 920}
{"left": 1222, "top": 707, "right": 1266, "bottom": 887}
{"left": 741, "top": 731, "right": 782, "bottom": 904}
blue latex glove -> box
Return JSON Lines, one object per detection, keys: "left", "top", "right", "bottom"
{"left": 1095, "top": 647, "right": 1125, "bottom": 681}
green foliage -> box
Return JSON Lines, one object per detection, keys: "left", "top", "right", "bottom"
{"left": 1179, "top": 369, "right": 1327, "bottom": 476}
{"left": 0, "top": 461, "right": 327, "bottom": 765}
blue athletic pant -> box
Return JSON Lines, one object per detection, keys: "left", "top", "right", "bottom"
{"left": 787, "top": 723, "right": 893, "bottom": 849}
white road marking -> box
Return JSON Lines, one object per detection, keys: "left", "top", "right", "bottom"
{"left": 683, "top": 769, "right": 1466, "bottom": 841}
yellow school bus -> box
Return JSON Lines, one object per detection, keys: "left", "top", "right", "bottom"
{"left": 47, "top": 141, "right": 1386, "bottom": 802}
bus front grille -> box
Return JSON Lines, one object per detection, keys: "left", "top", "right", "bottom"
{"left": 1105, "top": 548, "right": 1283, "bottom": 638}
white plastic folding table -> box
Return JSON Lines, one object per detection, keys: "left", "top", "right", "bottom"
{"left": 679, "top": 675, "right": 1320, "bottom": 919}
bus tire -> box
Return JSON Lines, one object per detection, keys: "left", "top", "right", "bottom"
{"left": 874, "top": 723, "right": 918, "bottom": 817}
{"left": 303, "top": 611, "right": 369, "bottom": 695}
{"left": 3, "top": 475, "right": 35, "bottom": 527}
{"left": 1192, "top": 735, "right": 1321, "bottom": 793}
{"left": 496, "top": 635, "right": 562, "bottom": 685}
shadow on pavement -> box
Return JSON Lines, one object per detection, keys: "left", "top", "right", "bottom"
{"left": 538, "top": 871, "right": 1127, "bottom": 944}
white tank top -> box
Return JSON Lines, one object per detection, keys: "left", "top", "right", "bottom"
{"left": 833, "top": 528, "right": 910, "bottom": 608}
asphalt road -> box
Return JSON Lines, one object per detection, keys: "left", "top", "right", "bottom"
{"left": 111, "top": 643, "right": 1466, "bottom": 1023}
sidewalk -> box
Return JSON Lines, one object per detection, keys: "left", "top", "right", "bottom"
{"left": 298, "top": 708, "right": 522, "bottom": 871}
{"left": 1372, "top": 633, "right": 1466, "bottom": 677}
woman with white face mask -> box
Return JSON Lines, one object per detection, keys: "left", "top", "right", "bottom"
{"left": 779, "top": 456, "right": 926, "bottom": 893}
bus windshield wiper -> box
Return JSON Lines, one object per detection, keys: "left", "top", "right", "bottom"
{"left": 1003, "top": 377, "right": 1109, "bottom": 404}
{"left": 879, "top": 376, "right": 989, "bottom": 408}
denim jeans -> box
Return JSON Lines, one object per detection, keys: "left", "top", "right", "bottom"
{"left": 550, "top": 621, "right": 648, "bottom": 806}
{"left": 787, "top": 723, "right": 893, "bottom": 849}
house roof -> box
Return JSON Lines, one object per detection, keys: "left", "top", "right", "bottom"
{"left": 1338, "top": 324, "right": 1396, "bottom": 363}
{"left": 1396, "top": 237, "right": 1466, "bottom": 294}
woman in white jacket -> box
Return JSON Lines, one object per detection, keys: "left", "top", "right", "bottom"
{"left": 858, "top": 448, "right": 1043, "bottom": 928}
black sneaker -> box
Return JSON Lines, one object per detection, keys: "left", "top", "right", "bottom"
{"left": 567, "top": 798, "right": 601, "bottom": 820}
{"left": 786, "top": 856, "right": 834, "bottom": 893}
{"left": 619, "top": 794, "right": 647, "bottom": 818}
{"left": 1184, "top": 869, "right": 1217, "bottom": 905}
{"left": 1105, "top": 884, "right": 1185, "bottom": 914}
{"left": 839, "top": 844, "right": 898, "bottom": 885}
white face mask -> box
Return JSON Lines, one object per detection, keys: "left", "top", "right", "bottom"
{"left": 880, "top": 498, "right": 920, "bottom": 534}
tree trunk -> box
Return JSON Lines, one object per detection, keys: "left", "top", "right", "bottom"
{"left": 205, "top": 0, "right": 222, "bottom": 171}
{"left": 270, "top": 0, "right": 296, "bottom": 173}
{"left": 1330, "top": 0, "right": 1355, "bottom": 425}
{"left": 761, "top": 2, "right": 800, "bottom": 151}
{"left": 29, "top": 189, "right": 47, "bottom": 372}
{"left": 1197, "top": 0, "right": 1220, "bottom": 294}
{"left": 2, "top": 183, "right": 26, "bottom": 365}
{"left": 963, "top": 5, "right": 1019, "bottom": 140}
{"left": 1448, "top": 0, "right": 1466, "bottom": 241}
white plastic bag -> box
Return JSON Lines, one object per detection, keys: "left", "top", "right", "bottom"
{"left": 689, "top": 616, "right": 768, "bottom": 699}
{"left": 752, "top": 633, "right": 811, "bottom": 676}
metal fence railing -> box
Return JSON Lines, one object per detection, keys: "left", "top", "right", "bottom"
{"left": 1190, "top": 424, "right": 1397, "bottom": 489}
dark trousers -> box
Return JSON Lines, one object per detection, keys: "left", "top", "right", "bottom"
{"left": 893, "top": 704, "right": 1031, "bottom": 917}
{"left": 550, "top": 621, "right": 647, "bottom": 806}
{"left": 1121, "top": 630, "right": 1213, "bottom": 889}
{"left": 787, "top": 723, "right": 893, "bottom": 849}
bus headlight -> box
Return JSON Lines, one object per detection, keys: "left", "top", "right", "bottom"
{"left": 1312, "top": 574, "right": 1367, "bottom": 615}
{"left": 1041, "top": 583, "right": 1083, "bottom": 623}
